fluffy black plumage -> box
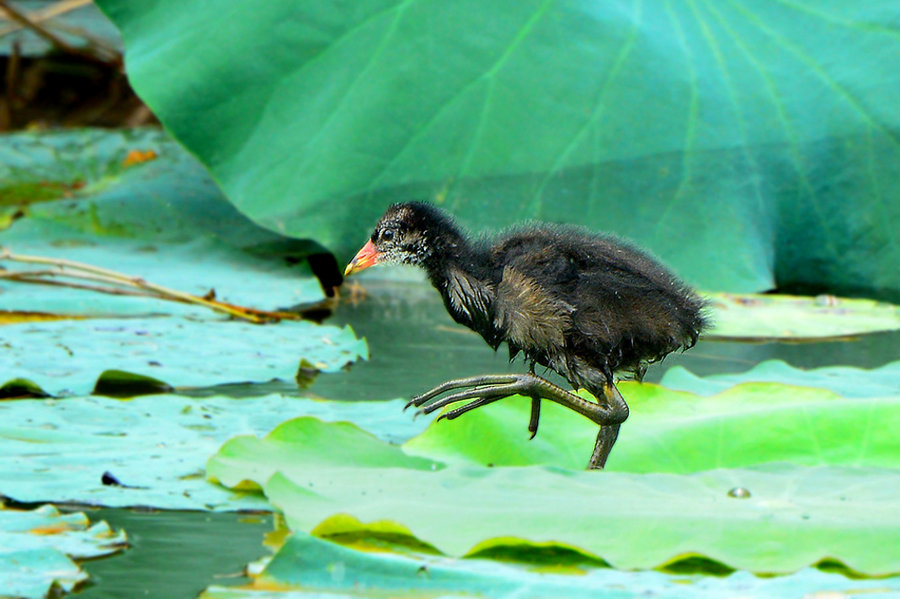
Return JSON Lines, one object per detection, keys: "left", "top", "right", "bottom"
{"left": 345, "top": 201, "right": 708, "bottom": 468}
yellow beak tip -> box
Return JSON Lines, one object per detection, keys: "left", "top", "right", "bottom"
{"left": 344, "top": 239, "right": 379, "bottom": 278}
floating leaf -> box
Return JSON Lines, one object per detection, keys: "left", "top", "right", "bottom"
{"left": 209, "top": 414, "right": 900, "bottom": 575}
{"left": 661, "top": 359, "right": 900, "bottom": 398}
{"left": 705, "top": 293, "right": 900, "bottom": 340}
{"left": 0, "top": 504, "right": 126, "bottom": 559}
{"left": 199, "top": 533, "right": 900, "bottom": 599}
{"left": 208, "top": 366, "right": 900, "bottom": 575}
{"left": 0, "top": 395, "right": 422, "bottom": 510}
{"left": 208, "top": 417, "right": 439, "bottom": 493}
{"left": 0, "top": 219, "right": 324, "bottom": 317}
{"left": 0, "top": 548, "right": 85, "bottom": 599}
{"left": 404, "top": 383, "right": 900, "bottom": 472}
{"left": 0, "top": 316, "right": 366, "bottom": 396}
{"left": 0, "top": 503, "right": 126, "bottom": 598}
{"left": 1, "top": 128, "right": 280, "bottom": 248}
{"left": 0, "top": 128, "right": 329, "bottom": 318}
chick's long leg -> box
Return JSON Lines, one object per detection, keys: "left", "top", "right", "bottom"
{"left": 407, "top": 378, "right": 530, "bottom": 417}
{"left": 407, "top": 372, "right": 629, "bottom": 470}
{"left": 527, "top": 398, "right": 541, "bottom": 440}
{"left": 526, "top": 363, "right": 541, "bottom": 439}
{"left": 586, "top": 383, "right": 628, "bottom": 470}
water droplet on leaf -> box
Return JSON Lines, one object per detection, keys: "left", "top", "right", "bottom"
{"left": 727, "top": 487, "right": 751, "bottom": 499}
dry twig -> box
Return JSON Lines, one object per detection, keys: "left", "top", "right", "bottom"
{"left": 0, "top": 247, "right": 304, "bottom": 323}
{"left": 0, "top": 0, "right": 121, "bottom": 65}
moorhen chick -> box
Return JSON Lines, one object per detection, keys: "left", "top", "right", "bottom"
{"left": 344, "top": 202, "right": 708, "bottom": 469}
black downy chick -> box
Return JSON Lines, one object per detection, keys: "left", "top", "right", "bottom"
{"left": 345, "top": 202, "right": 708, "bottom": 469}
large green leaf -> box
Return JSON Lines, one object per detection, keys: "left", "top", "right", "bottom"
{"left": 0, "top": 395, "right": 418, "bottom": 510}
{"left": 404, "top": 381, "right": 900, "bottom": 472}
{"left": 208, "top": 415, "right": 900, "bottom": 575}
{"left": 0, "top": 503, "right": 126, "bottom": 598}
{"left": 96, "top": 0, "right": 900, "bottom": 298}
{"left": 200, "top": 534, "right": 900, "bottom": 599}
{"left": 207, "top": 369, "right": 900, "bottom": 575}
{"left": 0, "top": 129, "right": 368, "bottom": 395}
{"left": 208, "top": 380, "right": 900, "bottom": 476}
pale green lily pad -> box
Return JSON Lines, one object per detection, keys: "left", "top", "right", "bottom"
{"left": 661, "top": 359, "right": 900, "bottom": 398}
{"left": 209, "top": 414, "right": 900, "bottom": 574}
{"left": 199, "top": 533, "right": 900, "bottom": 599}
{"left": 0, "top": 503, "right": 126, "bottom": 598}
{"left": 0, "top": 128, "right": 328, "bottom": 317}
{"left": 0, "top": 504, "right": 126, "bottom": 559}
{"left": 0, "top": 128, "right": 286, "bottom": 250}
{"left": 0, "top": 548, "right": 85, "bottom": 599}
{"left": 0, "top": 395, "right": 421, "bottom": 510}
{"left": 0, "top": 316, "right": 366, "bottom": 396}
{"left": 705, "top": 293, "right": 900, "bottom": 340}
{"left": 0, "top": 219, "right": 324, "bottom": 317}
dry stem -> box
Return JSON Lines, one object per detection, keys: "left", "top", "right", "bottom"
{"left": 0, "top": 247, "right": 302, "bottom": 323}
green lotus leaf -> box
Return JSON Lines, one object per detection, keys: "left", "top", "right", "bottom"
{"left": 207, "top": 378, "right": 900, "bottom": 574}
{"left": 199, "top": 533, "right": 900, "bottom": 599}
{"left": 0, "top": 548, "right": 85, "bottom": 599}
{"left": 0, "top": 504, "right": 126, "bottom": 559}
{"left": 209, "top": 414, "right": 899, "bottom": 574}
{"left": 208, "top": 416, "right": 439, "bottom": 493}
{"left": 404, "top": 382, "right": 899, "bottom": 472}
{"left": 96, "top": 0, "right": 900, "bottom": 298}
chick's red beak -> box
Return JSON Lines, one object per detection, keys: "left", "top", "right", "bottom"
{"left": 344, "top": 239, "right": 379, "bottom": 276}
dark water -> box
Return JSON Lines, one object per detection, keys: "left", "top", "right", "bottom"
{"left": 74, "top": 509, "right": 272, "bottom": 598}
{"left": 73, "top": 277, "right": 900, "bottom": 597}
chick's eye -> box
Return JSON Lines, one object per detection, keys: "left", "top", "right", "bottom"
{"left": 381, "top": 229, "right": 395, "bottom": 242}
